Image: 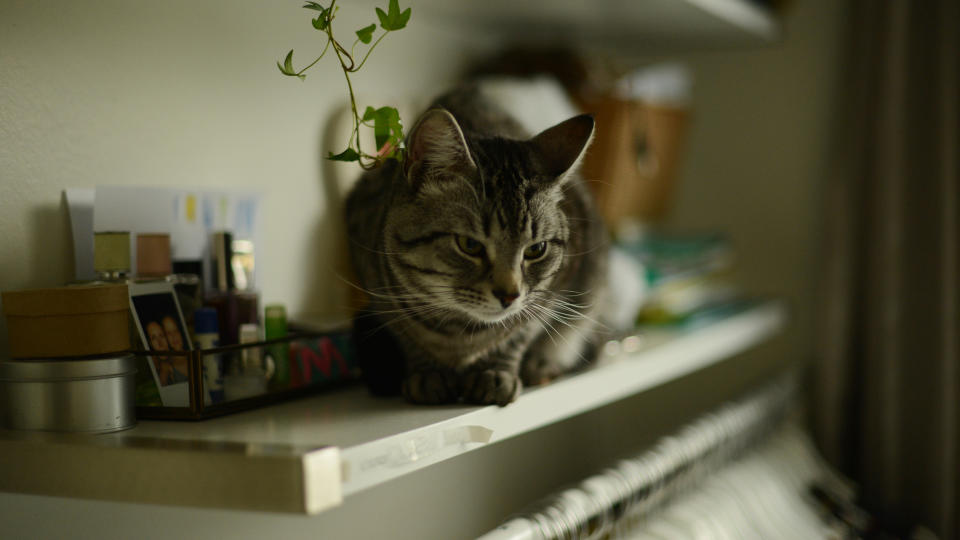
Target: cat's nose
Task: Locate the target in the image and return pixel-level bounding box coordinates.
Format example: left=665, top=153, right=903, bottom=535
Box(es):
left=492, top=289, right=519, bottom=309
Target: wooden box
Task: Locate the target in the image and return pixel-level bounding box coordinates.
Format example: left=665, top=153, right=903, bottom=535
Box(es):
left=2, top=284, right=130, bottom=359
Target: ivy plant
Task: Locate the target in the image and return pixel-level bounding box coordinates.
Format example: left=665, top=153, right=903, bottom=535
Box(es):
left=278, top=0, right=411, bottom=169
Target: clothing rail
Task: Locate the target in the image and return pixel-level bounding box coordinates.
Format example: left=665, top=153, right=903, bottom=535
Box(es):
left=478, top=374, right=803, bottom=540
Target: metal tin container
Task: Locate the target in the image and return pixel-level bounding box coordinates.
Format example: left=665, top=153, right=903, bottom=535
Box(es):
left=0, top=355, right=137, bottom=433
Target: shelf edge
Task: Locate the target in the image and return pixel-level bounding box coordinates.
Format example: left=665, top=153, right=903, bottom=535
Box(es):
left=0, top=435, right=342, bottom=515
left=339, top=302, right=785, bottom=497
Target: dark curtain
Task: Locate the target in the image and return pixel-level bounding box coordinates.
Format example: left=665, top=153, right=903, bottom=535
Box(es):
left=814, top=0, right=960, bottom=536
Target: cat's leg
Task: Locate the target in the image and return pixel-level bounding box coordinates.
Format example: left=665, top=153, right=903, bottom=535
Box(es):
left=521, top=314, right=601, bottom=386
left=460, top=332, right=533, bottom=406
left=353, top=310, right=456, bottom=402
left=402, top=364, right=460, bottom=404
left=460, top=354, right=523, bottom=407
left=399, top=339, right=461, bottom=404
left=353, top=310, right=405, bottom=396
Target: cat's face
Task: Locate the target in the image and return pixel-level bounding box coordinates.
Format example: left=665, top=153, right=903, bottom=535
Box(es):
left=386, top=167, right=568, bottom=323
left=383, top=110, right=594, bottom=324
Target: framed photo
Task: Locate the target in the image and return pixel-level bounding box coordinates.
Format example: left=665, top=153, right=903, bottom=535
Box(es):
left=129, top=281, right=193, bottom=407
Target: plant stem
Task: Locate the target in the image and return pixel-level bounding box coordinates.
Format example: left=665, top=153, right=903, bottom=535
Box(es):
left=329, top=22, right=375, bottom=169
left=295, top=38, right=332, bottom=77
left=354, top=31, right=389, bottom=72
left=283, top=0, right=405, bottom=168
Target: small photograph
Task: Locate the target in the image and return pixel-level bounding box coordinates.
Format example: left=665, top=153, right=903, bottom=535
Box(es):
left=129, top=281, right=193, bottom=407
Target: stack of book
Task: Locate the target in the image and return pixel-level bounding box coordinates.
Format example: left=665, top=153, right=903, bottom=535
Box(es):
left=618, top=231, right=741, bottom=326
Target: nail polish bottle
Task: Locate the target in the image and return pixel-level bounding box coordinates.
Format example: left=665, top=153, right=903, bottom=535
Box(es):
left=204, top=231, right=259, bottom=345
left=194, top=307, right=224, bottom=405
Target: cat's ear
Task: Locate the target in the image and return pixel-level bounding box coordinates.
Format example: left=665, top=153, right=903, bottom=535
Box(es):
left=403, top=108, right=476, bottom=186
left=530, top=114, right=595, bottom=184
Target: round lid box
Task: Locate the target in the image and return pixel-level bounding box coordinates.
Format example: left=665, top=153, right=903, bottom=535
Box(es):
left=0, top=355, right=137, bottom=433
left=2, top=283, right=131, bottom=359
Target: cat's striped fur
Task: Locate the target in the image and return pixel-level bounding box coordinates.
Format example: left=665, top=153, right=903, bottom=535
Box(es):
left=346, top=86, right=609, bottom=406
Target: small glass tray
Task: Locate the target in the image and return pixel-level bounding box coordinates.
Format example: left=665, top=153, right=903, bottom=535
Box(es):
left=132, top=329, right=358, bottom=420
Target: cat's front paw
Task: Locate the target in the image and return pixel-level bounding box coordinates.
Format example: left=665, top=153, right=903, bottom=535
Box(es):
left=462, top=369, right=522, bottom=406
left=402, top=369, right=459, bottom=404
left=520, top=352, right=559, bottom=387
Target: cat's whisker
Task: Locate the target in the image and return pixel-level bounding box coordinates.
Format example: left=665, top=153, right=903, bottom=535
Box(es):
left=552, top=288, right=595, bottom=297
left=527, top=299, right=587, bottom=339
left=562, top=244, right=608, bottom=258
left=527, top=302, right=567, bottom=339
left=529, top=289, right=594, bottom=306
left=347, top=238, right=405, bottom=256
left=353, top=281, right=465, bottom=304
left=528, top=295, right=596, bottom=329
left=369, top=302, right=463, bottom=335
left=367, top=294, right=461, bottom=318
left=452, top=176, right=483, bottom=208
left=437, top=310, right=457, bottom=331
left=584, top=178, right=616, bottom=189
left=444, top=200, right=487, bottom=219
left=547, top=298, right=593, bottom=312
left=528, top=306, right=570, bottom=345
left=523, top=306, right=560, bottom=346
left=545, top=296, right=610, bottom=332
left=333, top=273, right=432, bottom=302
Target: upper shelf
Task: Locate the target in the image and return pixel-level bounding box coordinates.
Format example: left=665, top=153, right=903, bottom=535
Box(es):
left=0, top=301, right=784, bottom=515
left=417, top=0, right=780, bottom=53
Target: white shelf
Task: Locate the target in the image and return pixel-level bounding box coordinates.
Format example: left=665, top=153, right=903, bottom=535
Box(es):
left=418, top=0, right=779, bottom=52
left=0, top=301, right=784, bottom=515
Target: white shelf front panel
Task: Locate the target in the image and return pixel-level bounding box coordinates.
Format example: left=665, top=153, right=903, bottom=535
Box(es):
left=336, top=301, right=784, bottom=495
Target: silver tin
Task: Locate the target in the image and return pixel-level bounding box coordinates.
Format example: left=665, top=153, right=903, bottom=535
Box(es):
left=0, top=355, right=137, bottom=433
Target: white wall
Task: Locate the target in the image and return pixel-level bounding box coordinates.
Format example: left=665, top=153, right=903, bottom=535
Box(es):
left=661, top=0, right=845, bottom=369
left=0, top=0, right=493, bottom=352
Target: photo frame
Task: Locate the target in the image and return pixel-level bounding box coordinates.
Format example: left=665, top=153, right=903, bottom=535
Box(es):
left=129, top=280, right=193, bottom=407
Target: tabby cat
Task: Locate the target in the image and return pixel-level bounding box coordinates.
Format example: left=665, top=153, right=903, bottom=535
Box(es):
left=345, top=86, right=609, bottom=406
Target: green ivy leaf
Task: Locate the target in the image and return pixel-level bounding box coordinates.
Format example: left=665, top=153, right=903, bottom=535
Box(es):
left=304, top=2, right=328, bottom=29
left=376, top=0, right=411, bottom=31
left=355, top=24, right=376, bottom=44
left=369, top=106, right=402, bottom=151
left=277, top=50, right=299, bottom=77
left=328, top=148, right=360, bottom=162
left=396, top=6, right=412, bottom=28
left=362, top=106, right=377, bottom=122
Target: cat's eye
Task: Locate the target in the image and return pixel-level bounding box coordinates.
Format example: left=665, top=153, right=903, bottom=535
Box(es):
left=455, top=235, right=485, bottom=257
left=523, top=241, right=548, bottom=260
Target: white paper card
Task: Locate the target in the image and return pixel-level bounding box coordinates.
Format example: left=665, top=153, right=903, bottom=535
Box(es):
left=64, top=188, right=96, bottom=282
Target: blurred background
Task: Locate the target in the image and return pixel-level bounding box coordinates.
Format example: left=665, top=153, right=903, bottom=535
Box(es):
left=1, top=0, right=956, bottom=538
